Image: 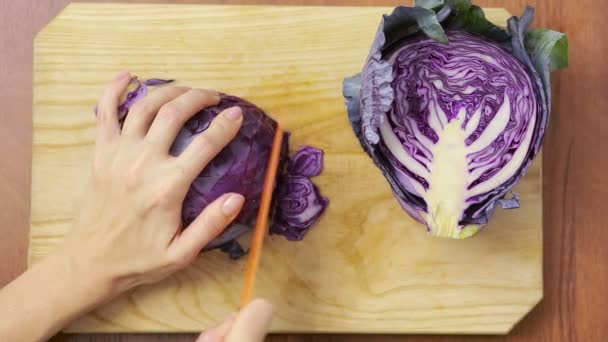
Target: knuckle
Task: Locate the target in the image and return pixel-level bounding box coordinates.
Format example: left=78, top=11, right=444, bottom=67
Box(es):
left=124, top=169, right=141, bottom=191
left=166, top=85, right=186, bottom=94
left=101, top=82, right=122, bottom=103
left=149, top=186, right=175, bottom=210
left=123, top=157, right=147, bottom=190
left=213, top=116, right=232, bottom=134
left=172, top=161, right=189, bottom=179
left=200, top=213, right=224, bottom=236
left=206, top=120, right=233, bottom=146
left=162, top=86, right=188, bottom=101
left=195, top=133, right=218, bottom=151
left=207, top=222, right=223, bottom=237
left=130, top=100, right=154, bottom=116
left=95, top=108, right=108, bottom=123
left=166, top=251, right=192, bottom=269
left=157, top=103, right=181, bottom=124
left=191, top=88, right=220, bottom=104
left=101, top=85, right=114, bottom=100
left=96, top=102, right=115, bottom=123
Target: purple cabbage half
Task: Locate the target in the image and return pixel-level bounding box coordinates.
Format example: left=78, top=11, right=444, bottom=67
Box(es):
left=97, top=78, right=328, bottom=258
left=343, top=0, right=568, bottom=238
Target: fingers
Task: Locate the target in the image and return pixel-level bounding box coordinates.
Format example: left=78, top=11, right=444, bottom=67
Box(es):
left=121, top=85, right=190, bottom=138
left=176, top=106, right=243, bottom=181
left=225, top=299, right=274, bottom=342
left=96, top=71, right=132, bottom=142
left=197, top=299, right=274, bottom=342
left=167, top=193, right=244, bottom=265
left=146, top=89, right=220, bottom=151
left=196, top=313, right=237, bottom=342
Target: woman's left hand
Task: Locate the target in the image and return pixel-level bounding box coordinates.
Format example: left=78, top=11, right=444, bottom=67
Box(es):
left=63, top=71, right=246, bottom=298
left=0, top=72, right=247, bottom=342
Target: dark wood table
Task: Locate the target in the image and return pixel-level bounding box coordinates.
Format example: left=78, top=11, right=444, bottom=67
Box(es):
left=1, top=0, right=606, bottom=341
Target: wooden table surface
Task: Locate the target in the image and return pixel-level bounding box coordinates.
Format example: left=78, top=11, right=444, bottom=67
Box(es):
left=1, top=0, right=606, bottom=341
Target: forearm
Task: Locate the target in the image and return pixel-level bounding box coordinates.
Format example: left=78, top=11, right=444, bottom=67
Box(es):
left=0, top=251, right=111, bottom=341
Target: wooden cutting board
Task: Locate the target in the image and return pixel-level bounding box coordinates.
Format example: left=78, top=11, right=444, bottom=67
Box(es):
left=30, top=3, right=542, bottom=334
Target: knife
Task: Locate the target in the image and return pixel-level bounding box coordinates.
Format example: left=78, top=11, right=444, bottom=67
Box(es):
left=239, top=124, right=284, bottom=307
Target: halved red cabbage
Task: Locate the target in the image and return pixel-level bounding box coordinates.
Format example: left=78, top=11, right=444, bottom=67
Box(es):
left=343, top=1, right=567, bottom=238
left=96, top=79, right=329, bottom=257
left=169, top=93, right=286, bottom=252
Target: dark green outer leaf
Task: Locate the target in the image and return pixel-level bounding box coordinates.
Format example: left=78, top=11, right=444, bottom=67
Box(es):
left=390, top=0, right=510, bottom=46
left=525, top=28, right=569, bottom=72
left=415, top=0, right=444, bottom=10
left=383, top=6, right=449, bottom=46
left=509, top=7, right=550, bottom=112
left=444, top=0, right=471, bottom=12
left=445, top=1, right=509, bottom=42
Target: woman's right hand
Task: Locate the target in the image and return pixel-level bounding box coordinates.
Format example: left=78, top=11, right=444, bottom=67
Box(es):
left=197, top=299, right=274, bottom=342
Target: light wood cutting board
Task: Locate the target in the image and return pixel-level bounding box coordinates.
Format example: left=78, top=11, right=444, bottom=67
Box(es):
left=30, top=3, right=542, bottom=334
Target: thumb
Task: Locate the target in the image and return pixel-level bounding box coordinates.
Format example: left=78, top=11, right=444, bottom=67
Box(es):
left=196, top=312, right=237, bottom=342
left=225, top=299, right=274, bottom=342
left=167, top=193, right=244, bottom=264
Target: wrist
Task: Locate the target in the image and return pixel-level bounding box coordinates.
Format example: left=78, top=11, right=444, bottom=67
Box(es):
left=49, top=249, right=115, bottom=310
left=0, top=250, right=117, bottom=340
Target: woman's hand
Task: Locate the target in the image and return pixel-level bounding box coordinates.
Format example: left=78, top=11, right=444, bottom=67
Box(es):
left=63, top=71, right=246, bottom=296
left=197, top=299, right=274, bottom=342
left=0, top=72, right=248, bottom=342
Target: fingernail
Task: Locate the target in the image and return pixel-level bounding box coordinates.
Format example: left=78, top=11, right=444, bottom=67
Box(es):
left=223, top=106, right=242, bottom=121
left=242, top=299, right=274, bottom=341
left=222, top=194, right=245, bottom=216
left=114, top=70, right=130, bottom=81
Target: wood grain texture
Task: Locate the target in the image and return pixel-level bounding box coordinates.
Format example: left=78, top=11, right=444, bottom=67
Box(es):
left=29, top=2, right=541, bottom=335
left=0, top=0, right=606, bottom=341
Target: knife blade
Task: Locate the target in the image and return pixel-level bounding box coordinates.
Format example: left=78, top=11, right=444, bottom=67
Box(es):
left=239, top=124, right=284, bottom=307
